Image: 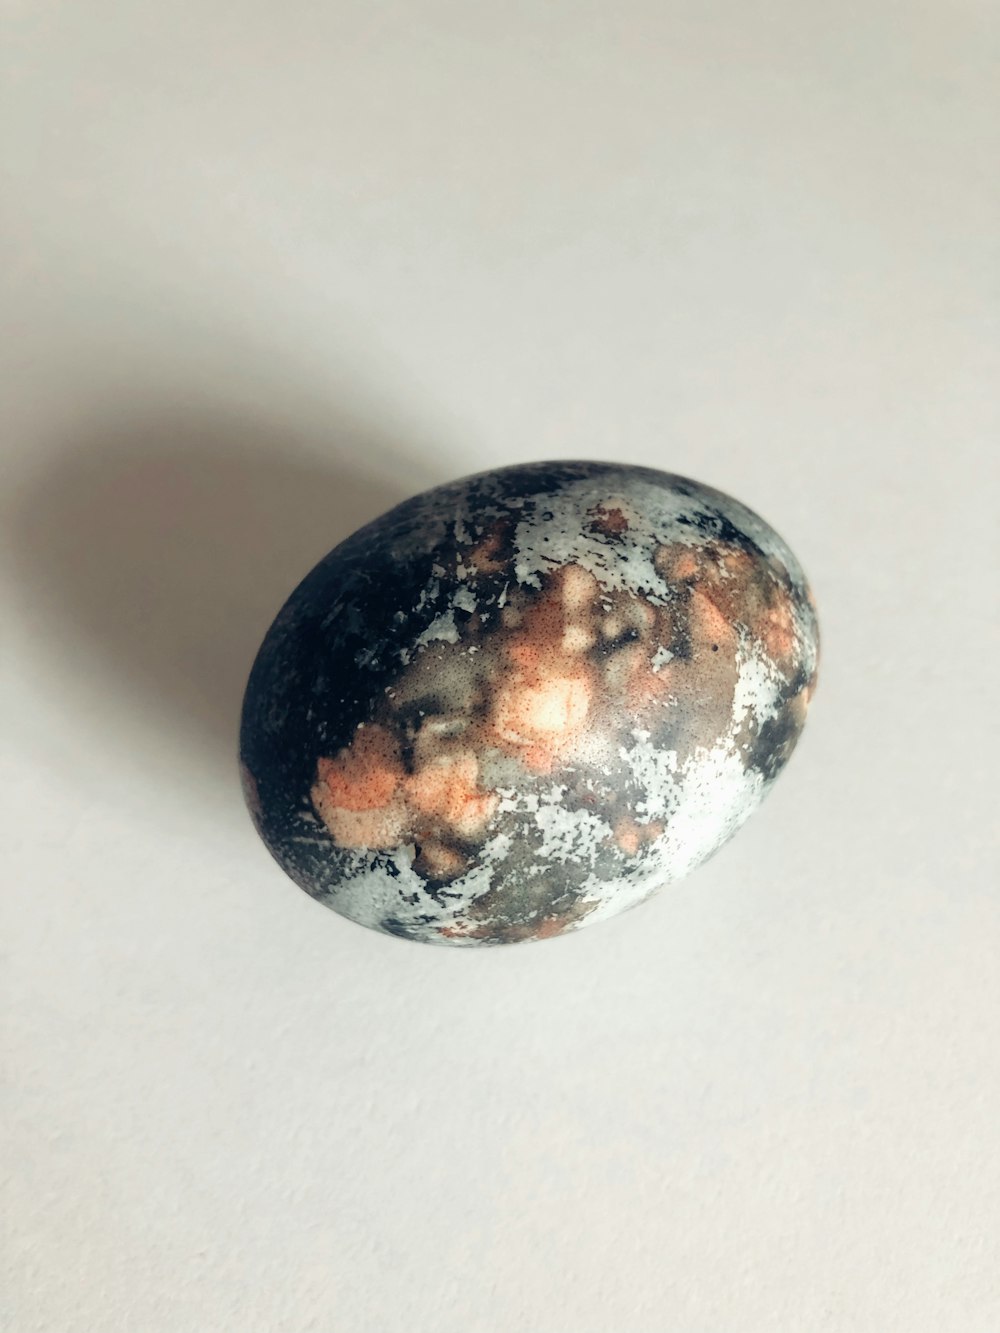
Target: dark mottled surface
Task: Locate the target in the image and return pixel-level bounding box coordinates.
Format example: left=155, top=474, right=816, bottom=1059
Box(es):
left=240, top=461, right=819, bottom=944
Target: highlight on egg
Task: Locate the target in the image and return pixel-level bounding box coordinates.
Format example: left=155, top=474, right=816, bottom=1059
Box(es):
left=240, top=461, right=819, bottom=945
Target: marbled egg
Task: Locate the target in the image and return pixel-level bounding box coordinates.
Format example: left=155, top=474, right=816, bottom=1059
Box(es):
left=240, top=462, right=819, bottom=945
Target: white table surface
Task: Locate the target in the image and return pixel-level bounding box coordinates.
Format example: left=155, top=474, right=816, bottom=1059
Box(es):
left=2, top=2, right=998, bottom=1329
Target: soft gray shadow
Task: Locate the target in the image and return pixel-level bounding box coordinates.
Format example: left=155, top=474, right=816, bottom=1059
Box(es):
left=8, top=408, right=419, bottom=786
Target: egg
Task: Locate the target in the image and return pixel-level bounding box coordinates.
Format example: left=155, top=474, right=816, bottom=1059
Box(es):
left=240, top=461, right=819, bottom=945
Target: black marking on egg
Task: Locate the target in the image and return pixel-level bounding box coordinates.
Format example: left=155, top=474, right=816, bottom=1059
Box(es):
left=239, top=461, right=819, bottom=945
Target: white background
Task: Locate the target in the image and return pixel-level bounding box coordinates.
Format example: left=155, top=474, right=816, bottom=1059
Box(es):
left=2, top=2, right=998, bottom=1329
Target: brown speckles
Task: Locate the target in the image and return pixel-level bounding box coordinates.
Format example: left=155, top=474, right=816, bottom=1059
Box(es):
left=688, top=587, right=736, bottom=658
left=311, top=726, right=409, bottom=848
left=466, top=519, right=511, bottom=575
left=316, top=724, right=402, bottom=812
left=555, top=562, right=601, bottom=613
left=660, top=546, right=700, bottom=582
left=493, top=671, right=593, bottom=752
left=312, top=784, right=409, bottom=850
left=588, top=503, right=630, bottom=537
left=562, top=623, right=596, bottom=654
left=406, top=751, right=497, bottom=839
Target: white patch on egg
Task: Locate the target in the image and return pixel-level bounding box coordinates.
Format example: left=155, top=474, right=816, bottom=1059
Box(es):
left=413, top=608, right=460, bottom=648
left=534, top=797, right=611, bottom=865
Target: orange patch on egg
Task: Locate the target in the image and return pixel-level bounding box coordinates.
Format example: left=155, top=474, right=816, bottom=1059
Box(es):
left=315, top=801, right=409, bottom=849
left=467, top=522, right=508, bottom=575
left=314, top=725, right=402, bottom=811
left=613, top=816, right=664, bottom=856
left=556, top=563, right=600, bottom=612
left=533, top=915, right=570, bottom=940
left=688, top=587, right=734, bottom=654
left=486, top=564, right=603, bottom=771
left=522, top=674, right=592, bottom=736
left=672, top=551, right=700, bottom=580
left=760, top=598, right=797, bottom=659
left=415, top=839, right=468, bottom=880
left=491, top=670, right=593, bottom=762
left=313, top=727, right=498, bottom=852
left=406, top=752, right=498, bottom=837
left=622, top=644, right=675, bottom=713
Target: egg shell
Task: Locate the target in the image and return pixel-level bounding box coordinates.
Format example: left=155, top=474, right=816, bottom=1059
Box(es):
left=240, top=461, right=819, bottom=945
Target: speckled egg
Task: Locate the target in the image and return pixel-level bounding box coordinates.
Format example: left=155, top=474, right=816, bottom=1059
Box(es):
left=240, top=462, right=819, bottom=945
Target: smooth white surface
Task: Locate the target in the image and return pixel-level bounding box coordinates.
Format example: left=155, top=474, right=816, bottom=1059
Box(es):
left=2, top=3, right=998, bottom=1329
